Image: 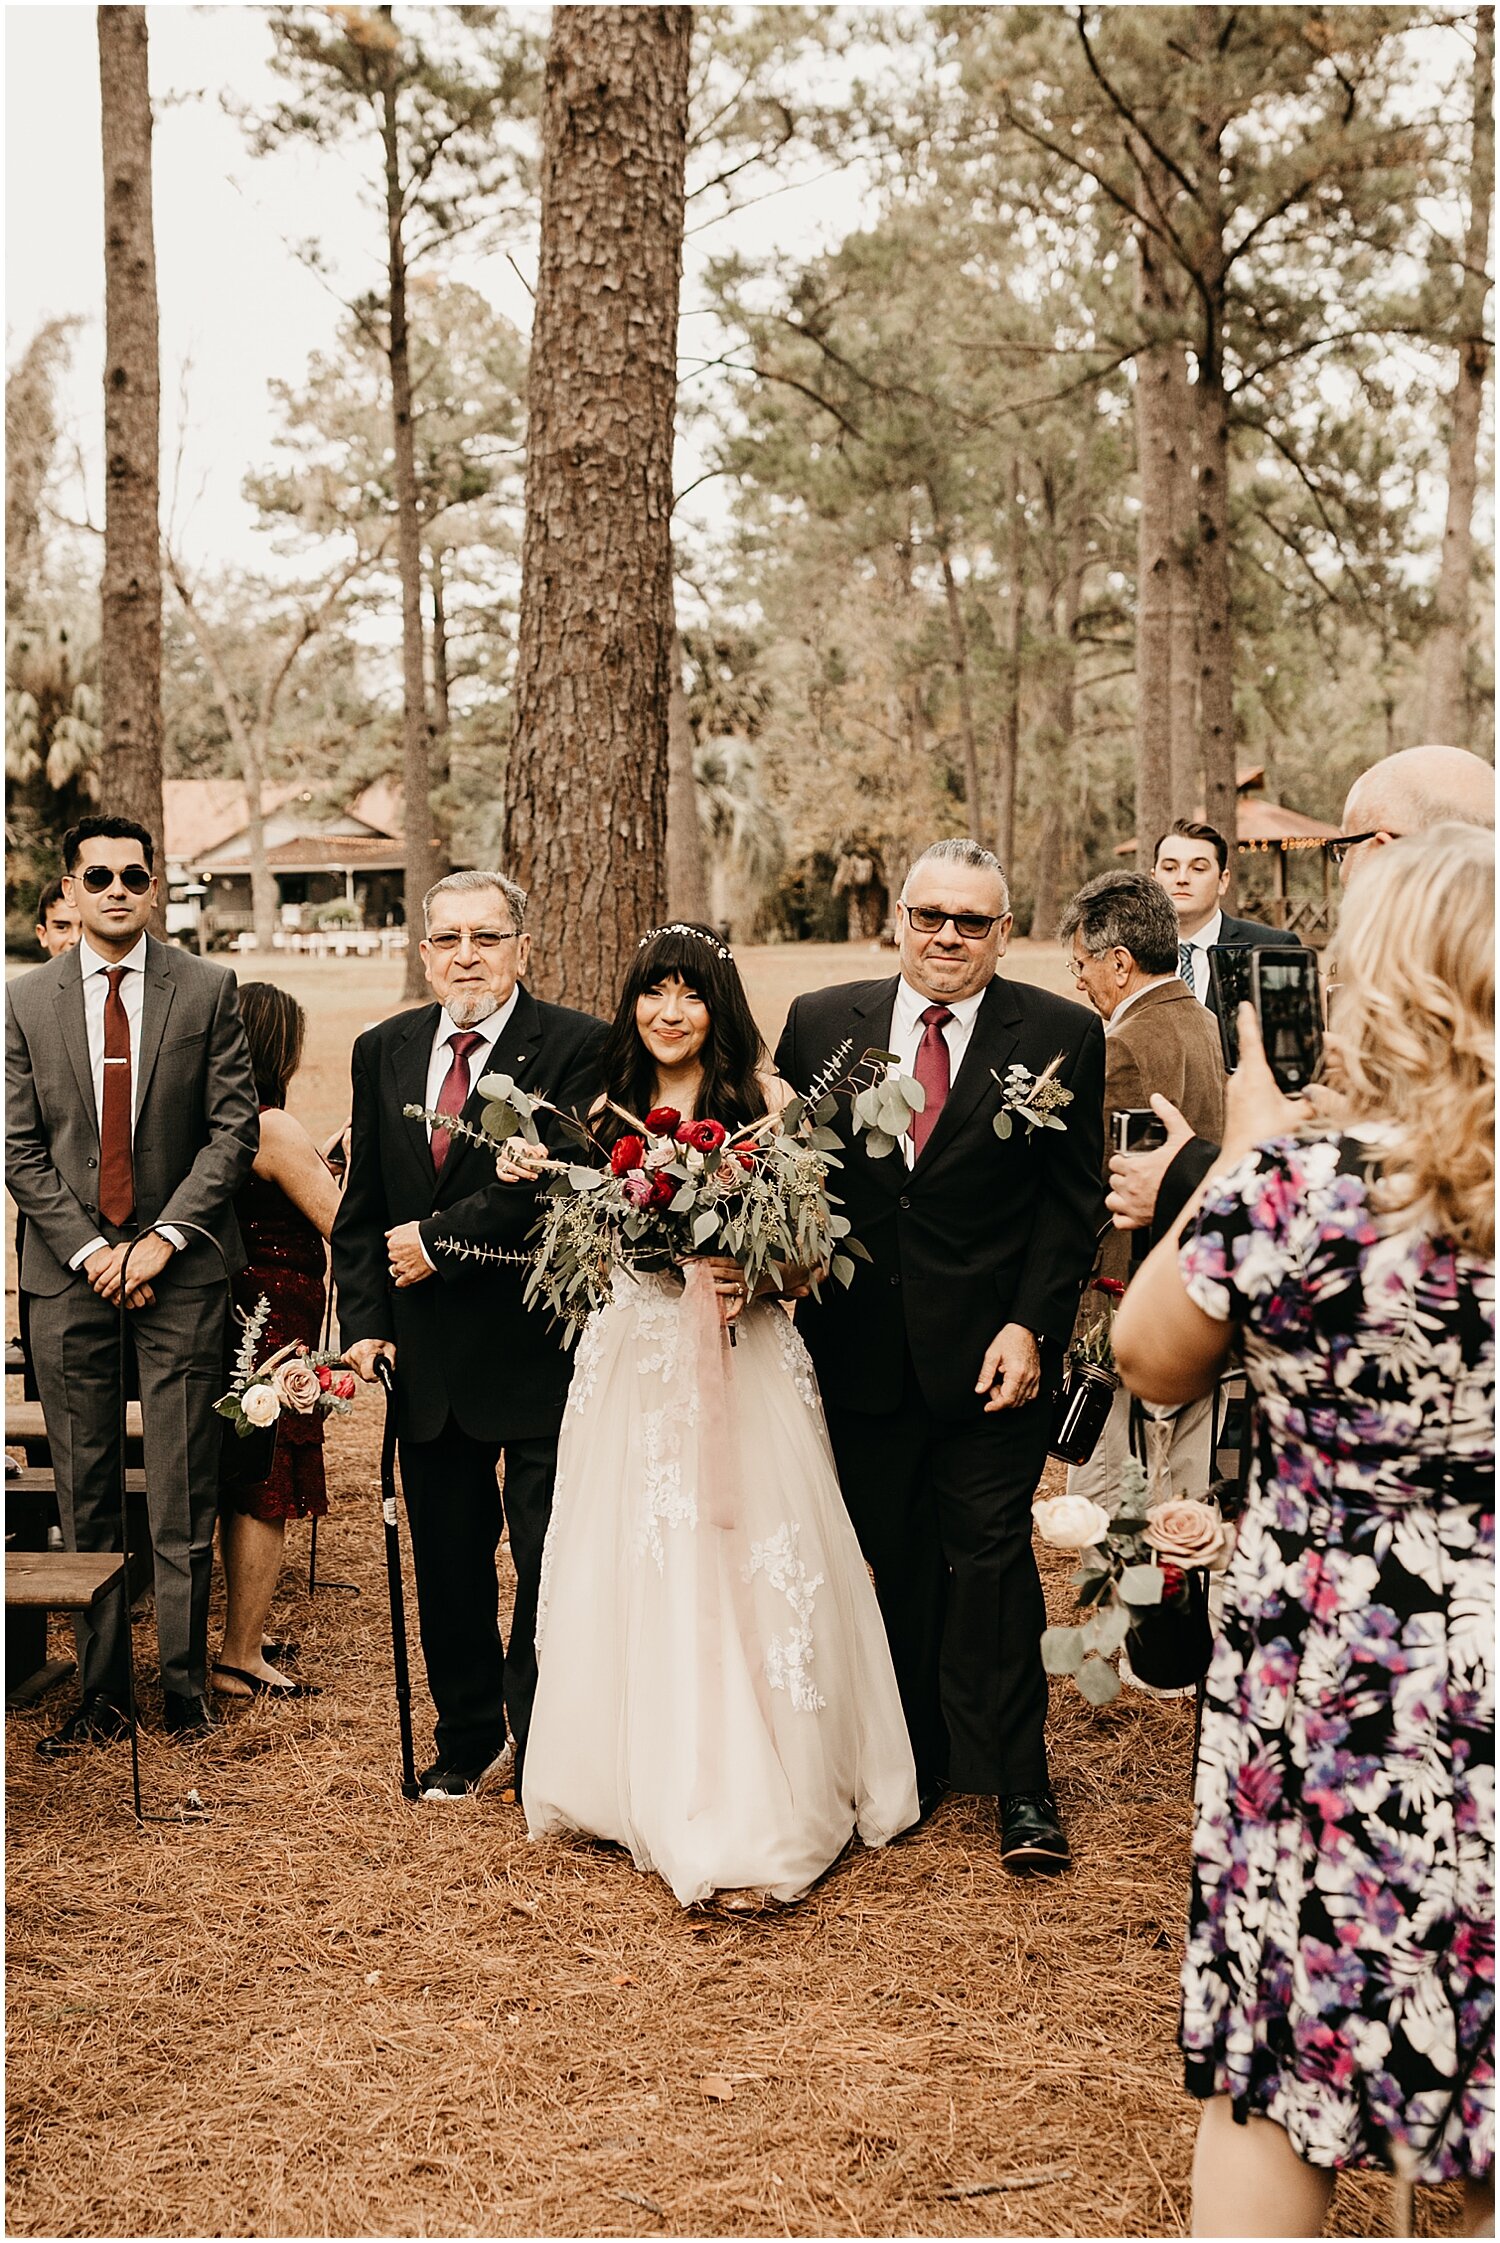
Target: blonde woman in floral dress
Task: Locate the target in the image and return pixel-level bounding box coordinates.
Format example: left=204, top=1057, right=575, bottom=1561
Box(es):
left=1115, top=826, right=1494, bottom=2238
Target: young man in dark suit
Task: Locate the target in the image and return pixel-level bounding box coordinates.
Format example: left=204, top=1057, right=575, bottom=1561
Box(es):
left=775, top=839, right=1104, bottom=1875
left=1153, top=821, right=1298, bottom=1017
left=333, top=870, right=605, bottom=1802
left=6, top=816, right=260, bottom=1749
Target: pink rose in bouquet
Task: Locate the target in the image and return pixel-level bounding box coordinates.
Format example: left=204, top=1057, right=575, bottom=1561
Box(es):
left=272, top=1357, right=324, bottom=1416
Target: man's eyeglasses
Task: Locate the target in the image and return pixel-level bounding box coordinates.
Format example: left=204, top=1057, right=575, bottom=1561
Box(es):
left=425, top=929, right=518, bottom=955
left=77, top=863, right=152, bottom=894
left=904, top=904, right=1003, bottom=941
left=1327, top=830, right=1402, bottom=864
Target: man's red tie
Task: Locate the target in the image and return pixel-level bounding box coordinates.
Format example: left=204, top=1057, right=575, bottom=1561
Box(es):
left=911, top=1003, right=954, bottom=1159
left=430, top=1031, right=483, bottom=1173
left=99, top=964, right=135, bottom=1225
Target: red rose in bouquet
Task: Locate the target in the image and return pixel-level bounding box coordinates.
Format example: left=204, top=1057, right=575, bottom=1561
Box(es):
left=1158, top=1561, right=1186, bottom=1601
left=644, top=1106, right=682, bottom=1134
left=648, top=1171, right=677, bottom=1209
left=609, top=1133, right=646, bottom=1175
left=316, top=1365, right=334, bottom=1391
left=675, top=1118, right=727, bottom=1154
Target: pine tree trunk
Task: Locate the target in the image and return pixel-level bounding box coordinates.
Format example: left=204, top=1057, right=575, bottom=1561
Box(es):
left=995, top=461, right=1024, bottom=870
left=505, top=7, right=691, bottom=1013
left=935, top=525, right=985, bottom=841
left=1131, top=182, right=1176, bottom=868
left=1166, top=346, right=1200, bottom=816
left=1029, top=796, right=1065, bottom=941
left=665, top=615, right=710, bottom=919
left=97, top=5, right=164, bottom=898
left=1425, top=5, right=1494, bottom=746
left=381, top=16, right=439, bottom=997
left=243, top=733, right=279, bottom=954
left=428, top=545, right=452, bottom=872
left=1196, top=367, right=1237, bottom=885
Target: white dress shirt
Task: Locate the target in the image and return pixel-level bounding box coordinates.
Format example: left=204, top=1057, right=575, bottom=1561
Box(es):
left=414, top=991, right=519, bottom=1270
left=888, top=977, right=989, bottom=1168
left=1178, top=908, right=1223, bottom=1005
left=69, top=933, right=184, bottom=1267
left=421, top=989, right=519, bottom=1135
left=1106, top=975, right=1178, bottom=1032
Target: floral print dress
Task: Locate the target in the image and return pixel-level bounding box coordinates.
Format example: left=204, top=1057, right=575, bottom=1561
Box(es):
left=1176, top=1131, right=1494, bottom=2182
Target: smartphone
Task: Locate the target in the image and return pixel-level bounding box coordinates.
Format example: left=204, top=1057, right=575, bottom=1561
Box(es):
left=1111, top=1107, right=1169, bottom=1155
left=1208, top=945, right=1324, bottom=1093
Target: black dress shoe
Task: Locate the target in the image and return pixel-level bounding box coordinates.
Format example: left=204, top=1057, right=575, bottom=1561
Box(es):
left=915, top=1779, right=947, bottom=1825
left=998, top=1789, right=1072, bottom=1877
left=36, top=1696, right=130, bottom=1759
left=163, top=1691, right=216, bottom=1741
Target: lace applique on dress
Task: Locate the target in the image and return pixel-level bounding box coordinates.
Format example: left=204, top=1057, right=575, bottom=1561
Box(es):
left=747, top=1521, right=826, bottom=1712
left=766, top=1304, right=821, bottom=1414
left=626, top=1274, right=701, bottom=1571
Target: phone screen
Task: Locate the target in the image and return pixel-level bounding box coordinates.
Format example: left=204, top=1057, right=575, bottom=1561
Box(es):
left=1255, top=953, right=1323, bottom=1093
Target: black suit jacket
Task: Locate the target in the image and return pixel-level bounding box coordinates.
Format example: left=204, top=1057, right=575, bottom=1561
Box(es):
left=775, top=974, right=1105, bottom=1422
left=1203, top=913, right=1301, bottom=1021
left=331, top=986, right=606, bottom=1445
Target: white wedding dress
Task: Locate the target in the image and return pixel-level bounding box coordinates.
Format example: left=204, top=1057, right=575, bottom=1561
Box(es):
left=522, top=1268, right=919, bottom=1905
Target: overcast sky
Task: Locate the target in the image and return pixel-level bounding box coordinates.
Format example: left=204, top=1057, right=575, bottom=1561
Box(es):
left=6, top=4, right=872, bottom=581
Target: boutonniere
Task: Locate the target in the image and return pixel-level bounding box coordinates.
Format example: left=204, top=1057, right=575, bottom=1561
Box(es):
left=992, top=1053, right=1073, bottom=1141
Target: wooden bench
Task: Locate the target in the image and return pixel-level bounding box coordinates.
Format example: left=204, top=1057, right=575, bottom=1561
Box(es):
left=5, top=1401, right=144, bottom=1469
left=5, top=1551, right=129, bottom=1709
left=5, top=1470, right=152, bottom=1698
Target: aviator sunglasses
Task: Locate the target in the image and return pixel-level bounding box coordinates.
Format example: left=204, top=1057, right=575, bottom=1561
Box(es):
left=76, top=863, right=153, bottom=894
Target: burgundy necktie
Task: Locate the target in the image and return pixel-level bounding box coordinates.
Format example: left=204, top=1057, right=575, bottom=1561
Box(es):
left=99, top=965, right=135, bottom=1225
left=911, top=1004, right=954, bottom=1160
left=430, top=1031, right=482, bottom=1173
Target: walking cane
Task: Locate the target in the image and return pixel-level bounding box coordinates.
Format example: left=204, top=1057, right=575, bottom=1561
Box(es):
left=373, top=1355, right=420, bottom=1800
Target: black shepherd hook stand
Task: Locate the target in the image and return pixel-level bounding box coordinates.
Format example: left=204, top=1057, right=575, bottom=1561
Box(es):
left=374, top=1355, right=421, bottom=1801
left=307, top=1164, right=358, bottom=1598
left=116, top=1220, right=235, bottom=1828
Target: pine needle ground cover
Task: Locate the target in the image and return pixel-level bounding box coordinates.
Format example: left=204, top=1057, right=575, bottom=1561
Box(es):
left=4, top=949, right=1465, bottom=2238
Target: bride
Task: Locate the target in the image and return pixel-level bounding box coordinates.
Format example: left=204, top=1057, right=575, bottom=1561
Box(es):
left=515, top=922, right=919, bottom=1907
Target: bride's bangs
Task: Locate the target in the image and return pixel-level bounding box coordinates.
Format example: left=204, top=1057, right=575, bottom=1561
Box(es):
left=631, top=926, right=726, bottom=1005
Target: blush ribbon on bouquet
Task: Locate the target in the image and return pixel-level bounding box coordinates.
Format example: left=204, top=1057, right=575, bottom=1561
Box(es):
left=680, top=1259, right=784, bottom=1814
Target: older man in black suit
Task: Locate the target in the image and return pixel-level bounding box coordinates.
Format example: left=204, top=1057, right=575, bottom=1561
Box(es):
left=775, top=839, right=1104, bottom=1875
left=334, top=870, right=605, bottom=1802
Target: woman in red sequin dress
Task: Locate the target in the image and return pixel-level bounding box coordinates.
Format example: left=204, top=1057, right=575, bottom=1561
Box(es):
left=215, top=985, right=342, bottom=1699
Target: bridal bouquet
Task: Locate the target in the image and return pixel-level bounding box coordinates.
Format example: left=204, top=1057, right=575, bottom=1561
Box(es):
left=214, top=1295, right=356, bottom=1437
left=408, top=1044, right=922, bottom=1344
left=1031, top=1457, right=1232, bottom=1705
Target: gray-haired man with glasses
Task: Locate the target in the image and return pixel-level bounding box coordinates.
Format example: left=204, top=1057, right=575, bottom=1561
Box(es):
left=775, top=839, right=1105, bottom=1876
left=333, top=869, right=605, bottom=1801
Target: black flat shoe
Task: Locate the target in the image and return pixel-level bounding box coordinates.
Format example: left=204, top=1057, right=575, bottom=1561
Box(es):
left=163, top=1690, right=217, bottom=1741
left=36, top=1695, right=130, bottom=1759
left=998, top=1789, right=1072, bottom=1877
left=212, top=1663, right=320, bottom=1700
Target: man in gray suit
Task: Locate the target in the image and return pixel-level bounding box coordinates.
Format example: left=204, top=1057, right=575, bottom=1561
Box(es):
left=6, top=815, right=259, bottom=1750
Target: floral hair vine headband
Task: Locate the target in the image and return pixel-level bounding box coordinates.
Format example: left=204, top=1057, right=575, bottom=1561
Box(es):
left=637, top=924, right=733, bottom=961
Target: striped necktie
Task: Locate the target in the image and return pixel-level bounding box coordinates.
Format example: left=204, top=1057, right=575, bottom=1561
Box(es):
left=1178, top=941, right=1195, bottom=992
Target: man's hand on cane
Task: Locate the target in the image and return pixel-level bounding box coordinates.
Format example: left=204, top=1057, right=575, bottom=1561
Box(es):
left=345, top=1338, right=396, bottom=1383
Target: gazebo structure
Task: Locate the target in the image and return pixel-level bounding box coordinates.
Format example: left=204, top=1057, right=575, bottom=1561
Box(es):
left=1120, top=766, right=1341, bottom=945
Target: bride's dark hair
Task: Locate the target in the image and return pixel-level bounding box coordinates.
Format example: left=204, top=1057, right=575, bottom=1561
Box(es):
left=596, top=924, right=768, bottom=1141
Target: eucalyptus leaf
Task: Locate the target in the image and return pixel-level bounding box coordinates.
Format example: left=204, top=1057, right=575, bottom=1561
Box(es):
left=993, top=1111, right=1014, bottom=1141
left=692, top=1210, right=720, bottom=1247
left=481, top=1101, right=520, bottom=1140
left=830, top=1253, right=855, bottom=1287
left=813, top=1095, right=838, bottom=1125
left=568, top=1166, right=605, bottom=1193
left=1087, top=1602, right=1132, bottom=1655
left=1040, top=1625, right=1085, bottom=1675
left=863, top=1128, right=898, bottom=1160
left=1076, top=1656, right=1122, bottom=1706
left=808, top=1126, right=843, bottom=1151
left=867, top=1049, right=900, bottom=1066
left=1120, top=1563, right=1165, bottom=1606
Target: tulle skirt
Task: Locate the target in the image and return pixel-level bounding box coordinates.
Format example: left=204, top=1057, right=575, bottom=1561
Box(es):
left=523, top=1270, right=919, bottom=1905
